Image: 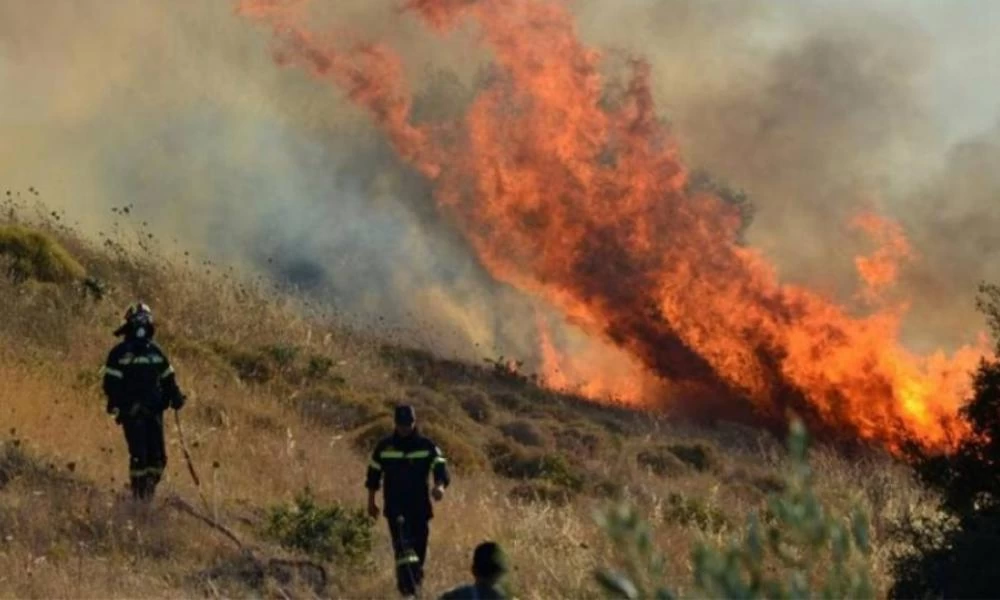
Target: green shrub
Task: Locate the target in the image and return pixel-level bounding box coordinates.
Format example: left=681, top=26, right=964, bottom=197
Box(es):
left=554, top=425, right=604, bottom=459
left=499, top=420, right=547, bottom=448
left=0, top=225, right=86, bottom=282
left=264, top=344, right=300, bottom=369
left=306, top=355, right=335, bottom=380
left=224, top=349, right=275, bottom=384
left=666, top=442, right=720, bottom=473
left=537, top=454, right=585, bottom=491
left=636, top=446, right=689, bottom=478
left=662, top=493, right=729, bottom=533
left=264, top=488, right=373, bottom=563
left=454, top=387, right=494, bottom=424
left=487, top=442, right=584, bottom=491
left=211, top=343, right=332, bottom=385
left=594, top=420, right=874, bottom=599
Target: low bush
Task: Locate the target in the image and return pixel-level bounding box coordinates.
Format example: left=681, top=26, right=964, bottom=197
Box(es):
left=662, top=492, right=729, bottom=533
left=636, top=446, right=690, bottom=478
left=264, top=488, right=374, bottom=563
left=455, top=387, right=494, bottom=424
left=666, top=442, right=721, bottom=473
left=499, top=420, right=547, bottom=448
left=0, top=225, right=86, bottom=283
left=487, top=441, right=584, bottom=491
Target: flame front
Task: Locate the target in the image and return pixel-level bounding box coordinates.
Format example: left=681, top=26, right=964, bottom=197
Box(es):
left=240, top=0, right=989, bottom=453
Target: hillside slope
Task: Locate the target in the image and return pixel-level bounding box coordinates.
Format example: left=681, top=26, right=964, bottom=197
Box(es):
left=0, top=199, right=943, bottom=598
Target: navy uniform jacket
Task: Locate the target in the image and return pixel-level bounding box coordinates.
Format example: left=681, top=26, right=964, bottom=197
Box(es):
left=102, top=339, right=182, bottom=417
left=366, top=430, right=450, bottom=520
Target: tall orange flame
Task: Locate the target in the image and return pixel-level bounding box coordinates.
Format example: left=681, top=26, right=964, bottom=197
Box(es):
left=239, top=0, right=989, bottom=454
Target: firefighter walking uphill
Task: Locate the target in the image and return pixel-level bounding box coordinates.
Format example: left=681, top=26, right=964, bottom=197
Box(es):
left=101, top=302, right=186, bottom=501
left=366, top=404, right=451, bottom=598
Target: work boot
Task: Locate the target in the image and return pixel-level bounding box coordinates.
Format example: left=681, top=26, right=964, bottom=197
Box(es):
left=132, top=476, right=155, bottom=502
left=146, top=477, right=159, bottom=501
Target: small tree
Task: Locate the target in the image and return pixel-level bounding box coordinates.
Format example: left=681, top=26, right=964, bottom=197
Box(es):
left=265, top=488, right=374, bottom=564
left=595, top=420, right=873, bottom=599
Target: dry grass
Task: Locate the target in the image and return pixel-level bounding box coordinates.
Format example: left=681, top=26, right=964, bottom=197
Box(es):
left=0, top=202, right=948, bottom=598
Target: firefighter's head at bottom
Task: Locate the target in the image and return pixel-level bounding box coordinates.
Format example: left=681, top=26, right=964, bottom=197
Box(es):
left=472, top=541, right=508, bottom=583
left=394, top=404, right=416, bottom=437
left=114, top=302, right=156, bottom=342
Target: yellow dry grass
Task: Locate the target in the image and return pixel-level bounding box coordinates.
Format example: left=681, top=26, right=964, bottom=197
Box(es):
left=0, top=209, right=947, bottom=599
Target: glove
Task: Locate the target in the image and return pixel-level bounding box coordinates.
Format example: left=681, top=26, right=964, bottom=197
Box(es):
left=172, top=394, right=186, bottom=410
left=106, top=400, right=122, bottom=424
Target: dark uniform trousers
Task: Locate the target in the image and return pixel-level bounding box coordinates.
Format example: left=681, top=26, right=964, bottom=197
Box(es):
left=388, top=514, right=430, bottom=595
left=122, top=413, right=166, bottom=499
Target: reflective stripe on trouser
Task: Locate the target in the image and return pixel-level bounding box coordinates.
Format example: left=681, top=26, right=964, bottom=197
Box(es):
left=129, top=466, right=164, bottom=478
